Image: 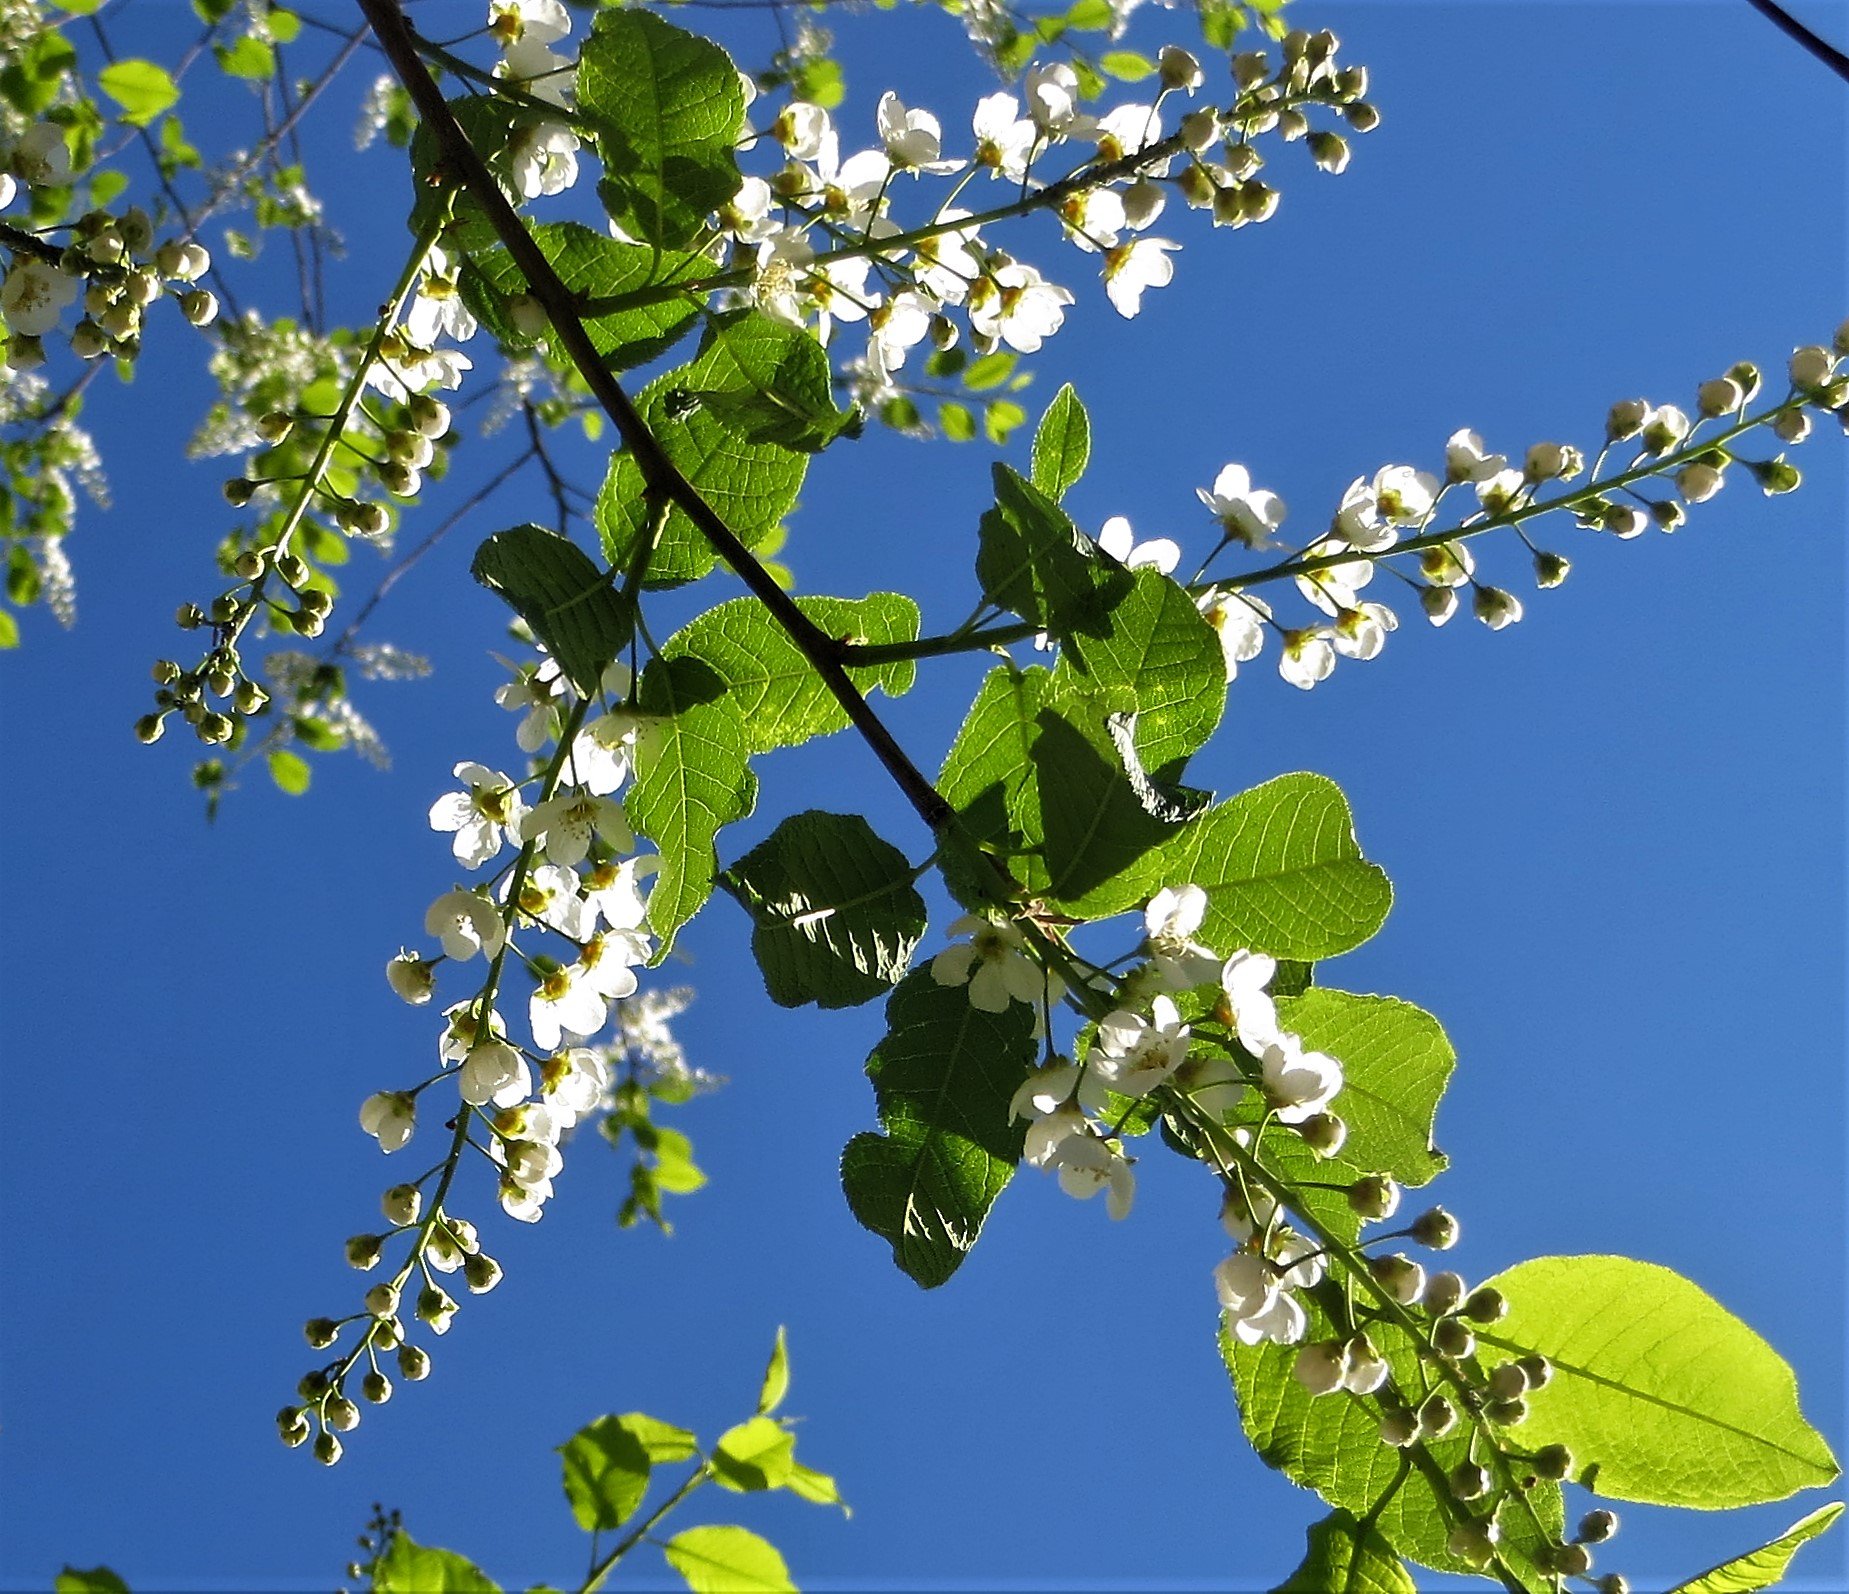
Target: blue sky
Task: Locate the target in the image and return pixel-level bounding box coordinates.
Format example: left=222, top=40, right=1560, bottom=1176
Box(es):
left=2, top=3, right=1844, bottom=1591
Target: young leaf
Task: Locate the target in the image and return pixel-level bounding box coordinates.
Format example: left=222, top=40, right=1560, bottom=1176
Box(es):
left=1274, top=1510, right=1417, bottom=1594
left=840, top=969, right=1037, bottom=1288
left=1475, top=1256, right=1840, bottom=1508
left=558, top=1414, right=653, bottom=1531
left=371, top=1530, right=501, bottom=1593
left=1030, top=383, right=1090, bottom=501
left=974, top=463, right=1129, bottom=640
left=722, top=810, right=927, bottom=1008
left=1667, top=1501, right=1844, bottom=1593
left=613, top=1411, right=700, bottom=1464
left=662, top=1524, right=794, bottom=1594
left=661, top=592, right=917, bottom=754
left=710, top=1415, right=797, bottom=1491
left=54, top=1571, right=129, bottom=1594
left=578, top=10, right=744, bottom=249
left=757, top=1325, right=790, bottom=1415
left=470, top=525, right=630, bottom=696
left=677, top=311, right=850, bottom=452
left=626, top=655, right=758, bottom=955
left=266, top=748, right=310, bottom=796
left=97, top=60, right=178, bottom=126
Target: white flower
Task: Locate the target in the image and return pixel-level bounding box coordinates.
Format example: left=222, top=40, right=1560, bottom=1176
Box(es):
left=1445, top=428, right=1507, bottom=483
left=1475, top=466, right=1525, bottom=514
left=1331, top=600, right=1398, bottom=661
left=429, top=761, right=526, bottom=867
left=498, top=36, right=575, bottom=109
left=930, top=914, right=1055, bottom=1013
left=971, top=93, right=1036, bottom=182
left=1009, top=1059, right=1088, bottom=1122
left=1372, top=463, right=1439, bottom=524
left=1295, top=543, right=1374, bottom=616
left=371, top=340, right=473, bottom=401
left=1196, top=588, right=1269, bottom=681
left=404, top=245, right=479, bottom=345
left=1094, top=102, right=1165, bottom=167
left=1418, top=542, right=1474, bottom=588
left=386, top=951, right=437, bottom=1005
left=1473, top=586, right=1524, bottom=630
left=1278, top=627, right=1335, bottom=690
left=520, top=786, right=632, bottom=867
left=507, top=118, right=580, bottom=196
left=583, top=854, right=654, bottom=934
left=876, top=92, right=961, bottom=172
left=1024, top=1101, right=1089, bottom=1167
left=424, top=889, right=506, bottom=961
left=1169, top=1048, right=1245, bottom=1118
left=575, top=928, right=648, bottom=1001
left=530, top=961, right=609, bottom=1051
left=1024, top=63, right=1094, bottom=138
left=1, top=260, right=78, bottom=336
left=488, top=0, right=570, bottom=48
left=1293, top=1341, right=1348, bottom=1395
left=1095, top=515, right=1179, bottom=575
left=1058, top=186, right=1125, bottom=253
left=1330, top=475, right=1394, bottom=552
left=494, top=655, right=566, bottom=751
left=499, top=1172, right=552, bottom=1222
left=867, top=289, right=933, bottom=374
left=911, top=211, right=983, bottom=305
left=14, top=124, right=72, bottom=188
left=771, top=101, right=832, bottom=160
left=359, top=1091, right=416, bottom=1152
left=0, top=173, right=14, bottom=212
left=1219, top=949, right=1280, bottom=1052
left=966, top=259, right=1073, bottom=354
left=501, top=1135, right=563, bottom=1190
left=439, top=1000, right=506, bottom=1062
left=539, top=1047, right=610, bottom=1128
left=1089, top=993, right=1191, bottom=1096
left=508, top=861, right=592, bottom=940
left=1050, top=1134, right=1135, bottom=1219
left=1258, top=1032, right=1342, bottom=1122
left=1215, top=1249, right=1307, bottom=1344
left=568, top=708, right=643, bottom=796
left=460, top=1038, right=532, bottom=1109
left=1198, top=463, right=1286, bottom=549
left=1143, top=886, right=1219, bottom=990
left=1102, top=237, right=1178, bottom=318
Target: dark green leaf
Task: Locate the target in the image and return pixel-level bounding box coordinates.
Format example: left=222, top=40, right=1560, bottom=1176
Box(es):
left=371, top=1531, right=501, bottom=1594
left=1, top=33, right=77, bottom=116
left=676, top=311, right=849, bottom=451
left=558, top=1415, right=652, bottom=1531
left=54, top=1571, right=129, bottom=1594
left=97, top=60, right=178, bottom=126
left=470, top=524, right=630, bottom=696
left=1030, top=383, right=1090, bottom=500
left=975, top=463, right=1128, bottom=640
left=1274, top=1510, right=1416, bottom=1594
left=723, top=810, right=927, bottom=1008
left=840, top=969, right=1037, bottom=1288
left=578, top=10, right=743, bottom=249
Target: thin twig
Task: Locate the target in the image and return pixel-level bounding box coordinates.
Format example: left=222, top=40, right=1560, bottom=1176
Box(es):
left=1742, top=0, right=1849, bottom=82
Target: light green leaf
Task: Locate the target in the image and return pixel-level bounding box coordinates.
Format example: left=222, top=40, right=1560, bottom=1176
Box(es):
left=1030, top=383, right=1090, bottom=501
left=54, top=1570, right=129, bottom=1594
left=614, top=1411, right=699, bottom=1463
left=1066, top=772, right=1393, bottom=956
left=213, top=35, right=274, bottom=81
left=470, top=524, right=629, bottom=696
left=1668, top=1501, right=1844, bottom=1593
left=0, top=610, right=17, bottom=649
left=626, top=655, right=757, bottom=955
left=974, top=463, right=1128, bottom=640
left=1101, top=49, right=1156, bottom=80
left=1053, top=565, right=1224, bottom=772
left=98, top=60, right=178, bottom=126
left=1476, top=1256, right=1840, bottom=1508
left=465, top=222, right=704, bottom=373
left=680, top=311, right=849, bottom=452
left=1274, top=1510, right=1416, bottom=1594
left=722, top=810, right=927, bottom=1008
left=662, top=1525, right=793, bottom=1594
left=841, top=969, right=1037, bottom=1288
left=783, top=1460, right=846, bottom=1509
left=962, top=350, right=1017, bottom=392
left=649, top=1126, right=707, bottom=1193
left=711, top=1415, right=796, bottom=1492
left=266, top=748, right=310, bottom=796
left=660, top=593, right=917, bottom=754
left=757, top=1325, right=790, bottom=1415
left=558, top=1414, right=652, bottom=1531
left=982, top=398, right=1028, bottom=446
left=939, top=400, right=976, bottom=442
left=578, top=9, right=743, bottom=249
left=372, top=1531, right=501, bottom=1594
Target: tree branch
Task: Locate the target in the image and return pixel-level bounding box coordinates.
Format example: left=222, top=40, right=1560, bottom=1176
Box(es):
left=1742, top=0, right=1849, bottom=83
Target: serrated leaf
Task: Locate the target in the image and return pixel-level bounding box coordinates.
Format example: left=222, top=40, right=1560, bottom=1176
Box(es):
left=627, top=655, right=757, bottom=955
left=757, top=1325, right=790, bottom=1415
left=1030, top=383, right=1090, bottom=501
left=711, top=1416, right=796, bottom=1492
left=1475, top=1256, right=1840, bottom=1508
left=1668, top=1501, right=1844, bottom=1593
left=558, top=1415, right=652, bottom=1531
left=1054, top=565, right=1224, bottom=772
left=841, top=969, right=1037, bottom=1288
left=975, top=463, right=1128, bottom=640
left=1274, top=1510, right=1416, bottom=1594
left=1065, top=772, right=1392, bottom=955
left=678, top=311, right=849, bottom=451
left=98, top=60, right=177, bottom=126
left=661, top=593, right=917, bottom=754
left=213, top=35, right=274, bottom=81
left=723, top=811, right=926, bottom=1008
left=662, top=1525, right=793, bottom=1594
left=266, top=748, right=310, bottom=795
left=578, top=9, right=743, bottom=249
left=470, top=525, right=630, bottom=696
left=783, top=1460, right=846, bottom=1508
left=1226, top=1304, right=1564, bottom=1589
left=465, top=222, right=703, bottom=372
left=612, top=1411, right=699, bottom=1463
left=371, top=1531, right=501, bottom=1594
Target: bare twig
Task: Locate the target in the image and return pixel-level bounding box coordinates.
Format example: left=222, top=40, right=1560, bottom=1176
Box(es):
left=1742, top=0, right=1849, bottom=83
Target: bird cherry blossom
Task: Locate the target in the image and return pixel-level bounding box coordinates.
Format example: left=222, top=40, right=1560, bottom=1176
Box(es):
left=1198, top=463, right=1286, bottom=550
left=428, top=762, right=526, bottom=867
left=930, top=914, right=1057, bottom=1013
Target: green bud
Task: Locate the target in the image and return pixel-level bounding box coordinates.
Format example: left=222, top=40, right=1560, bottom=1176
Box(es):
left=134, top=713, right=167, bottom=745
left=1448, top=1461, right=1490, bottom=1501
left=397, top=1344, right=431, bottom=1382
left=176, top=602, right=207, bottom=629
left=360, top=1371, right=393, bottom=1405
left=1485, top=1396, right=1528, bottom=1426
left=277, top=1406, right=311, bottom=1447
left=1462, top=1286, right=1508, bottom=1323
left=1431, top=1317, right=1475, bottom=1360
left=1533, top=1442, right=1573, bottom=1480
left=1750, top=456, right=1802, bottom=495
left=257, top=411, right=295, bottom=443
left=1549, top=1543, right=1592, bottom=1577
left=223, top=477, right=256, bottom=508
left=1411, top=1206, right=1460, bottom=1249
left=303, top=1317, right=340, bottom=1349
left=463, top=1253, right=503, bottom=1294
left=296, top=1368, right=331, bottom=1403
left=1517, top=1354, right=1554, bottom=1389
left=312, top=1430, right=343, bottom=1466
left=234, top=680, right=268, bottom=714
left=325, top=1395, right=360, bottom=1432
left=1347, top=1174, right=1399, bottom=1221
left=345, top=1233, right=384, bottom=1270
left=1578, top=1508, right=1619, bottom=1543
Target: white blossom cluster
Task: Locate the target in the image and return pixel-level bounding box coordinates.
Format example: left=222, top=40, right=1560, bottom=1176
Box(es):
left=0, top=367, right=105, bottom=631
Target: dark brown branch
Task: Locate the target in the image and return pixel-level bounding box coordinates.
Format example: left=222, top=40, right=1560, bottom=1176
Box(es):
left=1743, top=0, right=1849, bottom=83
left=356, top=0, right=957, bottom=833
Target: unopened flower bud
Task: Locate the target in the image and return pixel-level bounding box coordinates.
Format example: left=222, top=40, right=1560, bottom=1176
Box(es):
left=1179, top=108, right=1218, bottom=153
left=463, top=1252, right=504, bottom=1294
left=304, top=1316, right=340, bottom=1349
left=277, top=1405, right=311, bottom=1447
left=1159, top=45, right=1203, bottom=90
left=1789, top=344, right=1834, bottom=389
left=313, top=1430, right=343, bottom=1466
left=1432, top=1317, right=1476, bottom=1360
left=1121, top=180, right=1165, bottom=230
left=1449, top=1461, right=1491, bottom=1500
left=363, top=1282, right=400, bottom=1318
left=1595, top=1578, right=1629, bottom=1594
left=1550, top=1543, right=1593, bottom=1576
left=1348, top=1174, right=1399, bottom=1221
left=223, top=478, right=256, bottom=507
left=1533, top=551, right=1570, bottom=588
left=417, top=1285, right=458, bottom=1333
left=387, top=429, right=435, bottom=468
left=129, top=266, right=163, bottom=303
left=1697, top=377, right=1743, bottom=417
left=407, top=393, right=450, bottom=437
left=297, top=1369, right=331, bottom=1403
left=1524, top=441, right=1571, bottom=481
left=233, top=550, right=264, bottom=581
left=1772, top=408, right=1812, bottom=444
left=1297, top=1112, right=1346, bottom=1156
left=1343, top=102, right=1381, bottom=133
left=1516, top=1354, right=1553, bottom=1389
left=1412, top=1206, right=1460, bottom=1249
left=1210, top=183, right=1245, bottom=226
left=376, top=461, right=419, bottom=498
left=1378, top=1405, right=1419, bottom=1447
left=1606, top=398, right=1649, bottom=440
left=1446, top=1520, right=1499, bottom=1568
left=1307, top=131, right=1350, bottom=173
left=360, top=1371, right=393, bottom=1405
left=1487, top=1361, right=1527, bottom=1403
left=1276, top=107, right=1309, bottom=142
left=1473, top=586, right=1523, bottom=630
left=291, top=609, right=325, bottom=638
left=100, top=301, right=139, bottom=340
left=6, top=333, right=47, bottom=370
left=197, top=711, right=234, bottom=743
left=1462, top=1286, right=1508, bottom=1323
left=300, top=587, right=334, bottom=620
left=1577, top=1508, right=1619, bottom=1543
left=397, top=1343, right=431, bottom=1381
left=508, top=293, right=548, bottom=337
left=325, top=1395, right=360, bottom=1432
left=1292, top=1341, right=1349, bottom=1395
left=383, top=1181, right=421, bottom=1227
left=1239, top=180, right=1279, bottom=222
left=1676, top=461, right=1725, bottom=503
left=1231, top=51, right=1269, bottom=90
left=1420, top=584, right=1458, bottom=625
left=179, top=288, right=218, bottom=326
left=1727, top=360, right=1762, bottom=400
left=1486, top=1395, right=1529, bottom=1426
left=233, top=680, right=268, bottom=714
left=134, top=713, right=167, bottom=744
left=1370, top=1253, right=1425, bottom=1304
left=1533, top=1442, right=1574, bottom=1480
left=1418, top=1393, right=1457, bottom=1437
left=257, top=410, right=295, bottom=443
left=345, top=1233, right=384, bottom=1270
left=71, top=321, right=109, bottom=360
left=1749, top=456, right=1801, bottom=495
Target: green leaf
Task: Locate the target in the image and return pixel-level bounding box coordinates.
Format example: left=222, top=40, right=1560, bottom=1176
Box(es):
left=465, top=222, right=704, bottom=373
left=660, top=593, right=917, bottom=754
left=97, top=60, right=178, bottom=126
left=1066, top=0, right=1115, bottom=28
left=757, top=1325, right=790, bottom=1415
left=371, top=1531, right=501, bottom=1594
left=840, top=969, right=1037, bottom=1288
left=975, top=463, right=1128, bottom=640
left=1668, top=1501, right=1844, bottom=1593
left=1030, top=383, right=1090, bottom=501
left=595, top=324, right=815, bottom=587
left=266, top=748, right=310, bottom=795
left=1, top=33, right=76, bottom=117
left=1101, top=49, right=1157, bottom=80
left=54, top=1571, right=129, bottom=1594
left=558, top=1414, right=653, bottom=1532
left=613, top=1411, right=699, bottom=1463
left=662, top=1525, right=793, bottom=1594
left=470, top=524, right=630, bottom=697
left=983, top=399, right=1027, bottom=446
left=723, top=811, right=927, bottom=1008
left=1226, top=1302, right=1564, bottom=1589
left=1067, top=772, right=1393, bottom=956
left=783, top=1460, right=846, bottom=1508
left=711, top=1415, right=796, bottom=1492
left=626, top=654, right=757, bottom=955
left=1053, top=566, right=1224, bottom=772
left=578, top=9, right=743, bottom=249
left=0, top=609, right=19, bottom=649
left=939, top=400, right=976, bottom=442
left=677, top=311, right=849, bottom=452
left=962, top=351, right=1018, bottom=392
left=1475, top=1256, right=1840, bottom=1508
left=1275, top=1510, right=1416, bottom=1594
left=214, top=35, right=275, bottom=81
